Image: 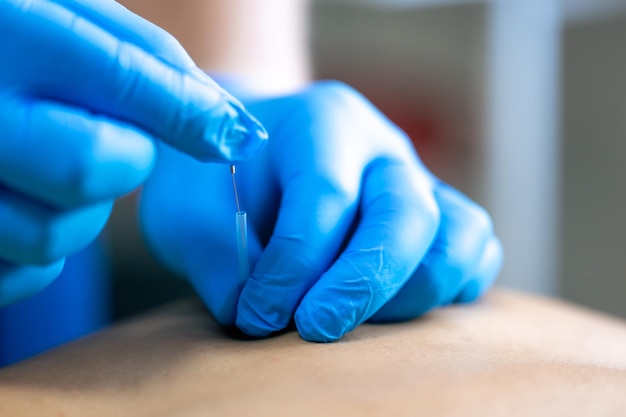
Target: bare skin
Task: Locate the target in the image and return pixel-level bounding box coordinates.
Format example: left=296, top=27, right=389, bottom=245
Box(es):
left=118, top=0, right=311, bottom=95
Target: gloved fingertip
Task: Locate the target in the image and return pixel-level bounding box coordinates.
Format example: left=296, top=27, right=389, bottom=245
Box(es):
left=194, top=98, right=268, bottom=163
left=295, top=269, right=382, bottom=343
left=295, top=304, right=347, bottom=343
left=235, top=316, right=277, bottom=338
left=235, top=301, right=283, bottom=338
left=230, top=98, right=269, bottom=144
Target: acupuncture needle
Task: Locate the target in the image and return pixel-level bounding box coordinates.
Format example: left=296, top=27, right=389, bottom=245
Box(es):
left=230, top=165, right=249, bottom=281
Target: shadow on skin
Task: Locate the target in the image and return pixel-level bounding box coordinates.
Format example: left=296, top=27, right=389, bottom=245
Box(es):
left=0, top=297, right=321, bottom=393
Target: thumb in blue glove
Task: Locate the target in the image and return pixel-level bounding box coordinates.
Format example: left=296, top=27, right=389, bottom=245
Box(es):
left=0, top=0, right=267, bottom=306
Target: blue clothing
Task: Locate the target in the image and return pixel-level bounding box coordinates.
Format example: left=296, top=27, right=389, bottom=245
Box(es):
left=0, top=243, right=109, bottom=367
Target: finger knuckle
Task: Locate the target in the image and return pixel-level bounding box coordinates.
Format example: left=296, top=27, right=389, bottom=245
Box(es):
left=28, top=222, right=66, bottom=265
left=466, top=202, right=494, bottom=238
left=414, top=191, right=441, bottom=242
left=69, top=125, right=104, bottom=204
left=299, top=80, right=365, bottom=115
left=315, top=80, right=360, bottom=103
left=319, top=175, right=360, bottom=207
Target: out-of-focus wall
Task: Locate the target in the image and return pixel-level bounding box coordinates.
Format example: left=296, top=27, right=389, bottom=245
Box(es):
left=561, top=15, right=626, bottom=318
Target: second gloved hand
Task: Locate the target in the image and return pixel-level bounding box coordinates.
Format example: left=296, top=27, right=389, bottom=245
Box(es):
left=141, top=81, right=503, bottom=342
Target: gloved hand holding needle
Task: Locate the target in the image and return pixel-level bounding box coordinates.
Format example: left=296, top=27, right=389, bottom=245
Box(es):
left=141, top=82, right=503, bottom=342
left=0, top=0, right=266, bottom=306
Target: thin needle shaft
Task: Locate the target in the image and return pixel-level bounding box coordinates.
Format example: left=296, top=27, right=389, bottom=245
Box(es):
left=230, top=164, right=241, bottom=213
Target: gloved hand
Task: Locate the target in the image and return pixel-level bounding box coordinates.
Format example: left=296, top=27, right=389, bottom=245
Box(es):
left=141, top=81, right=502, bottom=342
left=0, top=0, right=266, bottom=306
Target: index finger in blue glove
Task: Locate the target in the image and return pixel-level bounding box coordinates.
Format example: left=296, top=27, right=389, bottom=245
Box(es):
left=51, top=0, right=196, bottom=70
left=1, top=0, right=266, bottom=162
left=294, top=158, right=440, bottom=342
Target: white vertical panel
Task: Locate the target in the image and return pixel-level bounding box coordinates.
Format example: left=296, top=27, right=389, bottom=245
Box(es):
left=484, top=0, right=562, bottom=295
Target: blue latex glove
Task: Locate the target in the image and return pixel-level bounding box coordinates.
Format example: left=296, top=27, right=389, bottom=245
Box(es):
left=141, top=81, right=502, bottom=342
left=0, top=0, right=266, bottom=306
